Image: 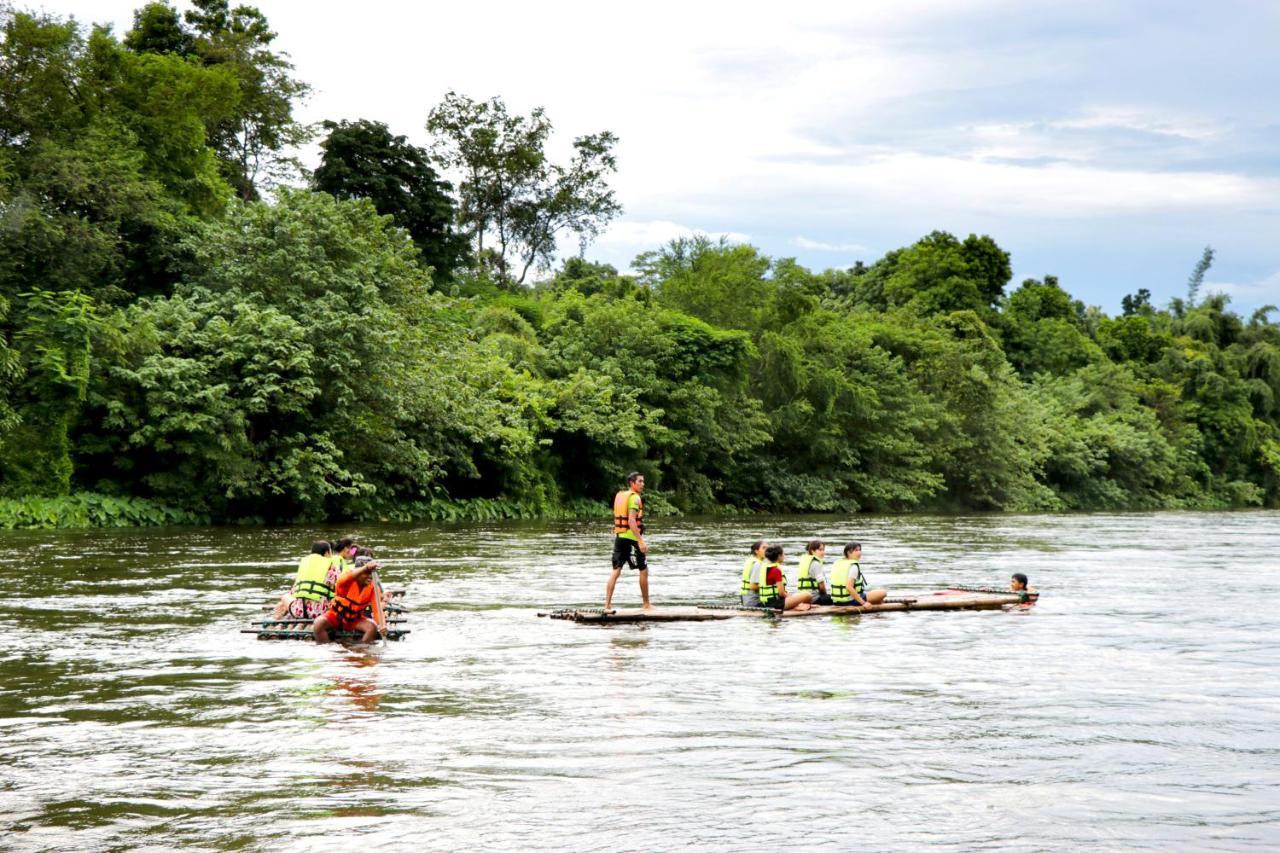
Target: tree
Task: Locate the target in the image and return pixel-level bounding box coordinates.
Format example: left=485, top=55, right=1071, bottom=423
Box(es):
left=312, top=119, right=469, bottom=281
left=0, top=11, right=237, bottom=302
left=638, top=237, right=775, bottom=332
left=872, top=231, right=1012, bottom=317
left=1186, top=245, right=1215, bottom=307
left=124, top=0, right=312, bottom=199
left=426, top=92, right=621, bottom=284
left=1121, top=288, right=1151, bottom=316
left=999, top=276, right=1103, bottom=377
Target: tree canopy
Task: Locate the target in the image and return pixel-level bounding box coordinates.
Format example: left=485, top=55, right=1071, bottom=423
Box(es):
left=3, top=3, right=1279, bottom=526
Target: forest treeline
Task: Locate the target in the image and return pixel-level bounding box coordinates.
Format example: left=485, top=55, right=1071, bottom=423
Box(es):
left=2, top=3, right=1279, bottom=527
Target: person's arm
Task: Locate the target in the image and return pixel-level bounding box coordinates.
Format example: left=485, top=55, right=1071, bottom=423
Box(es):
left=628, top=497, right=647, bottom=554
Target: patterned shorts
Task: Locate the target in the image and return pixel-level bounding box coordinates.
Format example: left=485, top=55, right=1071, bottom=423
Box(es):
left=287, top=597, right=330, bottom=619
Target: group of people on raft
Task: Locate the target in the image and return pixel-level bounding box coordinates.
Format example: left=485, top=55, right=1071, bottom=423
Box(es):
left=274, top=537, right=388, bottom=643
left=740, top=539, right=887, bottom=611
left=606, top=468, right=1034, bottom=613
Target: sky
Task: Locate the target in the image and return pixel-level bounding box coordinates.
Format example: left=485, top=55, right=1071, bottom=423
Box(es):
left=36, top=0, right=1280, bottom=312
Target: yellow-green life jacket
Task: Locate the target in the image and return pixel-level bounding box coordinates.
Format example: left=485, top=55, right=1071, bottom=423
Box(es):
left=293, top=553, right=334, bottom=601
left=797, top=553, right=824, bottom=591
left=759, top=561, right=783, bottom=603
left=830, top=558, right=866, bottom=604
left=740, top=556, right=762, bottom=596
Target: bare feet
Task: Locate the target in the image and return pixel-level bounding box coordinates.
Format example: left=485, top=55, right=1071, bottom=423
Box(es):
left=642, top=602, right=655, bottom=611
left=796, top=602, right=812, bottom=611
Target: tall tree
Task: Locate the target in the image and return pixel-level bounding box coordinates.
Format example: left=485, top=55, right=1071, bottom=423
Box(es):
left=124, top=0, right=312, bottom=199
left=1186, top=245, right=1215, bottom=307
left=312, top=119, right=469, bottom=281
left=426, top=92, right=621, bottom=284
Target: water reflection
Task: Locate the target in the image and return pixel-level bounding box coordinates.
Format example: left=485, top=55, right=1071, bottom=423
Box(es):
left=329, top=649, right=385, bottom=715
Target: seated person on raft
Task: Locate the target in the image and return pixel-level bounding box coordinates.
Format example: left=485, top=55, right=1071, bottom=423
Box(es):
left=276, top=540, right=339, bottom=620
left=331, top=536, right=359, bottom=574
left=830, top=543, right=887, bottom=607
left=739, top=539, right=769, bottom=607
left=796, top=539, right=834, bottom=605
left=759, top=544, right=813, bottom=611
left=312, top=556, right=386, bottom=643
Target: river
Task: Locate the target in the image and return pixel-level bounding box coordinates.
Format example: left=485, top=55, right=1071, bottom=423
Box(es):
left=2, top=511, right=1278, bottom=851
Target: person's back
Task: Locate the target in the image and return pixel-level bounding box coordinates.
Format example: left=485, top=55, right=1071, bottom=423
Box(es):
left=740, top=539, right=768, bottom=606
left=830, top=542, right=887, bottom=606
left=284, top=541, right=336, bottom=619
left=759, top=545, right=813, bottom=612
left=796, top=540, right=832, bottom=605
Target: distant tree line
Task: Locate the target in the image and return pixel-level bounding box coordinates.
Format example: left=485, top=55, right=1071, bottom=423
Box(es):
left=1, top=3, right=1278, bottom=526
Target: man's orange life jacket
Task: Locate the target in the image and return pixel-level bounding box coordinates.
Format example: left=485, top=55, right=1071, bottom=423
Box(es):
left=612, top=490, right=644, bottom=536
left=328, top=570, right=384, bottom=626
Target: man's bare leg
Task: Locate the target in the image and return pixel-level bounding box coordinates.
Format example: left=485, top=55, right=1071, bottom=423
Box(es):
left=604, top=567, right=622, bottom=610
left=639, top=569, right=653, bottom=609
left=312, top=615, right=331, bottom=643
left=355, top=618, right=378, bottom=643
left=867, top=589, right=887, bottom=605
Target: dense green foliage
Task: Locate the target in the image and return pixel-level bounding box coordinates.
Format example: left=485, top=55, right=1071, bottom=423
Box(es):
left=3, top=5, right=1280, bottom=527
left=312, top=119, right=469, bottom=282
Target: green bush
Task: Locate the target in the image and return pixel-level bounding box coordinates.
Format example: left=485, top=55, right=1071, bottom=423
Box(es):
left=0, top=492, right=208, bottom=529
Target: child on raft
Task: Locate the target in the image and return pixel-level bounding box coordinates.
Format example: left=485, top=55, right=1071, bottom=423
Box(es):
left=829, top=543, right=888, bottom=607
left=758, top=544, right=814, bottom=611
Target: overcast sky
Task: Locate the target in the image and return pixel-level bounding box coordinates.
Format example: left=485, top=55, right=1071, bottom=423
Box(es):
left=39, top=0, right=1280, bottom=312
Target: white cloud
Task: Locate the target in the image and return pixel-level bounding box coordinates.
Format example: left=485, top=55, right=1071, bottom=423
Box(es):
left=43, top=0, right=1280, bottom=308
left=1204, top=271, right=1280, bottom=308
left=1049, top=106, right=1221, bottom=141
left=596, top=220, right=750, bottom=249
left=793, top=236, right=870, bottom=252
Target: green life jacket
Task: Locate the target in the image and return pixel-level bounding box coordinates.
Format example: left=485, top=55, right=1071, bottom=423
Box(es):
left=293, top=553, right=334, bottom=601
left=830, top=558, right=866, bottom=604
left=759, top=561, right=783, bottom=604
left=797, top=553, right=824, bottom=591
left=740, top=556, right=762, bottom=597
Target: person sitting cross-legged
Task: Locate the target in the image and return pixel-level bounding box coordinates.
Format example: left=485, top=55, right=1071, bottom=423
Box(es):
left=830, top=543, right=887, bottom=607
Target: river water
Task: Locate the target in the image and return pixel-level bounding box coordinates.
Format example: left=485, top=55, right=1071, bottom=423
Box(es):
left=2, top=511, right=1278, bottom=851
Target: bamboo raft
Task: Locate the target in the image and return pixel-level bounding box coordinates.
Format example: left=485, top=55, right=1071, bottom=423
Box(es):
left=539, top=588, right=1036, bottom=624
left=244, top=589, right=412, bottom=640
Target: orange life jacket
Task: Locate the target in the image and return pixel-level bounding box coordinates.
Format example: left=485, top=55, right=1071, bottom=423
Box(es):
left=328, top=570, right=383, bottom=626
left=612, top=490, right=644, bottom=536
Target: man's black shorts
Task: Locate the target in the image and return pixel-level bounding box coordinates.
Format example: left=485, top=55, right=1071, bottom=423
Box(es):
left=612, top=536, right=647, bottom=571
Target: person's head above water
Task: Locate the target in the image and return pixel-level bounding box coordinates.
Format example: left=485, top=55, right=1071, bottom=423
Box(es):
left=843, top=543, right=862, bottom=558
left=764, top=544, right=784, bottom=563
left=806, top=539, right=824, bottom=555
left=310, top=540, right=332, bottom=556
left=1010, top=573, right=1029, bottom=591
left=750, top=539, right=768, bottom=557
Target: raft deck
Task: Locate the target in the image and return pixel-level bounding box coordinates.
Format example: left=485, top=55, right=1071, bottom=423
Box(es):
left=540, top=589, right=1035, bottom=624
left=245, top=589, right=412, bottom=640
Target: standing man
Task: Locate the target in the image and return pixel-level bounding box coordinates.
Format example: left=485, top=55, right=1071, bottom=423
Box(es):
left=605, top=471, right=652, bottom=611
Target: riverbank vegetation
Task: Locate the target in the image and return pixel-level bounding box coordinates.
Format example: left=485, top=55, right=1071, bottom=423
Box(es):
left=3, top=3, right=1279, bottom=528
